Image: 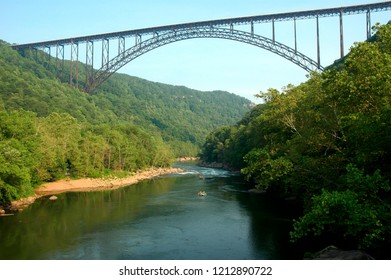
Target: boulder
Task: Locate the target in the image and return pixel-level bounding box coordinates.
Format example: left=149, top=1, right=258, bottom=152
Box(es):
left=307, top=245, right=373, bottom=260
left=49, top=195, right=58, bottom=201
left=248, top=188, right=266, bottom=194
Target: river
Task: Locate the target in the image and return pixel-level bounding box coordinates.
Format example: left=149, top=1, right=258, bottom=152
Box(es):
left=0, top=162, right=301, bottom=260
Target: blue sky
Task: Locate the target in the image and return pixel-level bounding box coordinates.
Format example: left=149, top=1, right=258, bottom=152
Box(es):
left=1, top=1, right=390, bottom=102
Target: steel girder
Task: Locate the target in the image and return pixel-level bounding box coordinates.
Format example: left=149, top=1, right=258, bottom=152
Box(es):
left=86, top=27, right=322, bottom=93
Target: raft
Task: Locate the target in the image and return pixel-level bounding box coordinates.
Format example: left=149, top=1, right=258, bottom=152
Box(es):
left=198, top=191, right=207, bottom=196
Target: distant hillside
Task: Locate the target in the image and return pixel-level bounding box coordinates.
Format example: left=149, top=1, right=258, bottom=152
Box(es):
left=0, top=41, right=251, bottom=156
left=93, top=74, right=252, bottom=154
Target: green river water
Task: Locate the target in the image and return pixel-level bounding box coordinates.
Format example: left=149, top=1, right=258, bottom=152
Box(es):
left=0, top=162, right=301, bottom=259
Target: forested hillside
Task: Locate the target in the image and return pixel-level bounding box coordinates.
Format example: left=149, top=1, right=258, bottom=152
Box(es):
left=200, top=23, right=391, bottom=258
left=0, top=40, right=250, bottom=204
left=0, top=40, right=251, bottom=155
left=95, top=75, right=251, bottom=155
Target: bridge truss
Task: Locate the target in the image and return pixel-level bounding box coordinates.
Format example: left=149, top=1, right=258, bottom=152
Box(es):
left=11, top=1, right=391, bottom=93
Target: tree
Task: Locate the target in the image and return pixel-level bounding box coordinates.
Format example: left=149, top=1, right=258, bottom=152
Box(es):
left=291, top=165, right=391, bottom=250
left=199, top=23, right=391, bottom=255
left=0, top=110, right=40, bottom=203
left=241, top=148, right=293, bottom=190
left=36, top=112, right=81, bottom=181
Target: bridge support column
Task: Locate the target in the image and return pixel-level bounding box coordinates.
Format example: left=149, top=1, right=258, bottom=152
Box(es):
left=23, top=47, right=34, bottom=61
left=366, top=10, right=371, bottom=39
left=102, top=38, right=110, bottom=69
left=56, top=44, right=64, bottom=81
left=42, top=46, right=51, bottom=69
left=70, top=40, right=79, bottom=88
left=316, top=15, right=320, bottom=68
left=118, top=36, right=125, bottom=56
left=85, top=40, right=94, bottom=87
left=34, top=48, right=38, bottom=61
left=272, top=18, right=275, bottom=42
left=39, top=47, right=43, bottom=64
left=40, top=47, right=45, bottom=65
left=339, top=11, right=344, bottom=58
left=294, top=17, right=297, bottom=53
left=135, top=33, right=142, bottom=46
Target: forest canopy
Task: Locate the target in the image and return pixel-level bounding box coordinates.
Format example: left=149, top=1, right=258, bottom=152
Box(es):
left=199, top=23, right=391, bottom=256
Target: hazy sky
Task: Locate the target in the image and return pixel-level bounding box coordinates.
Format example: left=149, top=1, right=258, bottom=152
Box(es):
left=1, top=1, right=390, bottom=102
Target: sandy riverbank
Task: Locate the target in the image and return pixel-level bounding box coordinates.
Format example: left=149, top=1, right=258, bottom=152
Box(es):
left=6, top=167, right=183, bottom=212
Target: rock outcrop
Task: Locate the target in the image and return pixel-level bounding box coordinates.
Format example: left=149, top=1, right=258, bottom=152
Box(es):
left=306, top=245, right=374, bottom=260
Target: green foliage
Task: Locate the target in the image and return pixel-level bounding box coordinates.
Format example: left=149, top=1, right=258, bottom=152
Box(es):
left=291, top=165, right=390, bottom=250
left=200, top=23, right=391, bottom=253
left=0, top=39, right=249, bottom=204
left=0, top=139, right=35, bottom=203
left=0, top=110, right=177, bottom=203
left=93, top=78, right=250, bottom=155
left=200, top=126, right=236, bottom=163
left=241, top=148, right=293, bottom=190
left=0, top=110, right=39, bottom=203
left=0, top=43, right=250, bottom=158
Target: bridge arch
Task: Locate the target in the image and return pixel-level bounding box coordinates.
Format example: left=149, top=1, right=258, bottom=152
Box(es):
left=86, top=27, right=324, bottom=93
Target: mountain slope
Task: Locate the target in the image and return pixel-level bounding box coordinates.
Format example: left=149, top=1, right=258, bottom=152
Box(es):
left=0, top=42, right=252, bottom=156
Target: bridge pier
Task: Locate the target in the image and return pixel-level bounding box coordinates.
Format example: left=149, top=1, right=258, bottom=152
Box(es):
left=339, top=11, right=344, bottom=58
left=272, top=18, right=275, bottom=42
left=294, top=18, right=297, bottom=53
left=102, top=38, right=110, bottom=69
left=366, top=10, right=372, bottom=39
left=85, top=40, right=94, bottom=86
left=70, top=40, right=79, bottom=88
left=119, top=36, right=126, bottom=56
left=316, top=15, right=320, bottom=68
left=39, top=46, right=51, bottom=70
left=55, top=44, right=64, bottom=81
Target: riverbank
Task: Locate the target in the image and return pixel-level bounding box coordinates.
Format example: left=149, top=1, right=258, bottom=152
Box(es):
left=3, top=167, right=183, bottom=212
left=176, top=157, right=199, bottom=162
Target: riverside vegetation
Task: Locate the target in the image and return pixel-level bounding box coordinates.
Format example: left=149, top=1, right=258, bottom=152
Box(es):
left=0, top=39, right=250, bottom=204
left=199, top=23, right=391, bottom=258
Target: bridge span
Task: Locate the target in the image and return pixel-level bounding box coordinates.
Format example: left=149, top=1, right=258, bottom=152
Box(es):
left=11, top=1, right=391, bottom=93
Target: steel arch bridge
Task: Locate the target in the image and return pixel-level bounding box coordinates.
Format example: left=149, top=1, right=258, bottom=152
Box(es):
left=88, top=27, right=321, bottom=93
left=11, top=1, right=391, bottom=93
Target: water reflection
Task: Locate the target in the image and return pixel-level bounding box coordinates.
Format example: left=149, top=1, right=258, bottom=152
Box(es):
left=0, top=163, right=299, bottom=259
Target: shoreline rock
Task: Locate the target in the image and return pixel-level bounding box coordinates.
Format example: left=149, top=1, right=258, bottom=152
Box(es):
left=197, top=161, right=239, bottom=172
left=305, top=245, right=374, bottom=260
left=176, top=157, right=199, bottom=162
left=8, top=195, right=39, bottom=212
left=248, top=188, right=267, bottom=194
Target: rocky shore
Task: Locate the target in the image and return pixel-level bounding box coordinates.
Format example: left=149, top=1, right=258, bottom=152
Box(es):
left=1, top=167, right=183, bottom=213
left=176, top=157, right=199, bottom=162
left=305, top=245, right=374, bottom=260
left=197, top=160, right=239, bottom=172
